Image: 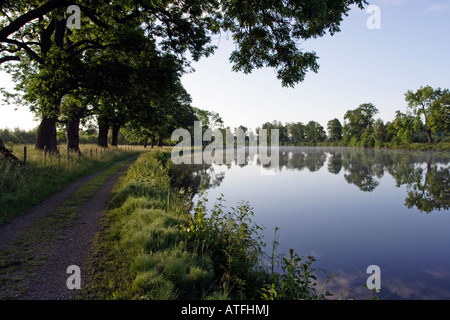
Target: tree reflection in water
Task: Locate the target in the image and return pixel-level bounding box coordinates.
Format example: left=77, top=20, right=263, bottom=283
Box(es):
left=170, top=147, right=449, bottom=214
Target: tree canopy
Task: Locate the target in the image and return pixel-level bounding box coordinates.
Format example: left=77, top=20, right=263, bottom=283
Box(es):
left=0, top=0, right=369, bottom=153
left=405, top=86, right=450, bottom=144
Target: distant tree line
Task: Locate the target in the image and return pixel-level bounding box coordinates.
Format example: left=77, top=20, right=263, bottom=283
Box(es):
left=240, top=86, right=449, bottom=148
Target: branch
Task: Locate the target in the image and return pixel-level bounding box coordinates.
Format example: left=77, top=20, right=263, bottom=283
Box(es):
left=0, top=0, right=69, bottom=42
left=0, top=45, right=21, bottom=54
left=3, top=38, right=43, bottom=63
left=0, top=55, right=20, bottom=64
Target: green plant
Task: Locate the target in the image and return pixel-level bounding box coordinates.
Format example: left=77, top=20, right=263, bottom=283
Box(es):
left=180, top=194, right=266, bottom=298
left=261, top=248, right=334, bottom=300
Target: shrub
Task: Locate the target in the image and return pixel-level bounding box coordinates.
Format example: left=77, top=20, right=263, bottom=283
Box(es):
left=180, top=194, right=266, bottom=298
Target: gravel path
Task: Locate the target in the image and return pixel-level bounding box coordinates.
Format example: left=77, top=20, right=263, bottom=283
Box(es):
left=0, top=157, right=135, bottom=300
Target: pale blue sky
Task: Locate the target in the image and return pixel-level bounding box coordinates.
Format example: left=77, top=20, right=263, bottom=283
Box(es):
left=1, top=0, right=449, bottom=131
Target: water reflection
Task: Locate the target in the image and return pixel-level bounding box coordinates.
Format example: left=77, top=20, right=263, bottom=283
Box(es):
left=170, top=146, right=450, bottom=299
left=167, top=162, right=225, bottom=197
left=210, top=147, right=449, bottom=213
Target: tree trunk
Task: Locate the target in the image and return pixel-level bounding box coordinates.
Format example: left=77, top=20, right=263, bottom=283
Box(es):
left=35, top=116, right=58, bottom=152
left=0, top=137, right=20, bottom=162
left=151, top=134, right=156, bottom=148
left=98, top=123, right=109, bottom=148
left=426, top=129, right=433, bottom=144
left=157, top=135, right=163, bottom=147
left=111, top=123, right=120, bottom=147
left=67, top=118, right=81, bottom=153
left=143, top=137, right=148, bottom=148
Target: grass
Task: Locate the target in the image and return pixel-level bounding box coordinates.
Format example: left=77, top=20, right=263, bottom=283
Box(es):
left=0, top=144, right=144, bottom=225
left=80, top=150, right=206, bottom=299
left=0, top=159, right=132, bottom=299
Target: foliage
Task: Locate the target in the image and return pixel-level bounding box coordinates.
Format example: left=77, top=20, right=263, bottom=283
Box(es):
left=259, top=227, right=334, bottom=300
left=249, top=86, right=448, bottom=150
left=0, top=127, right=36, bottom=145
left=304, top=120, right=327, bottom=144
left=180, top=194, right=266, bottom=298
left=327, top=118, right=343, bottom=142
left=343, top=103, right=379, bottom=146
left=261, top=248, right=334, bottom=300
left=405, top=86, right=450, bottom=143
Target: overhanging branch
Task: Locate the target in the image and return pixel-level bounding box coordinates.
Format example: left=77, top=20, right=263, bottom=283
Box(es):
left=0, top=0, right=70, bottom=42
left=3, top=38, right=43, bottom=64
left=0, top=55, right=20, bottom=64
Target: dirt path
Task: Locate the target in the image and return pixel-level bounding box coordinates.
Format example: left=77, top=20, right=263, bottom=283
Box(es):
left=0, top=157, right=136, bottom=300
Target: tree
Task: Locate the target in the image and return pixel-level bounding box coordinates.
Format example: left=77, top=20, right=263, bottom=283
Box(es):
left=262, top=120, right=289, bottom=145
left=343, top=103, right=379, bottom=146
left=327, top=118, right=343, bottom=142
left=304, top=121, right=326, bottom=144
left=432, top=90, right=450, bottom=134
left=1, top=1, right=368, bottom=151
left=0, top=137, right=20, bottom=162
left=194, top=108, right=224, bottom=131
left=122, top=54, right=198, bottom=148
left=0, top=0, right=219, bottom=151
left=287, top=122, right=306, bottom=145
left=372, top=118, right=386, bottom=148
left=221, top=0, right=368, bottom=87
left=60, top=92, right=93, bottom=152
left=391, top=111, right=415, bottom=145
left=405, top=86, right=450, bottom=144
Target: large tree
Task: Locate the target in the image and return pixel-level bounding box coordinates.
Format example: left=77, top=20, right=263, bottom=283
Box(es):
left=287, top=122, right=306, bottom=145
left=343, top=103, right=379, bottom=145
left=405, top=86, right=450, bottom=144
left=304, top=120, right=326, bottom=143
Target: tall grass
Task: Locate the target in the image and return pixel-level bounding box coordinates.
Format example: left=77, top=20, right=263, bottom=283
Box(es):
left=0, top=144, right=142, bottom=225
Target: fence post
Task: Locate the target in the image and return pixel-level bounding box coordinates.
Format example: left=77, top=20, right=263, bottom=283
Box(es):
left=24, top=146, right=27, bottom=171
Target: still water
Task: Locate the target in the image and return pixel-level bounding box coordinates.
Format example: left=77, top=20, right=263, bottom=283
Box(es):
left=182, top=146, right=449, bottom=300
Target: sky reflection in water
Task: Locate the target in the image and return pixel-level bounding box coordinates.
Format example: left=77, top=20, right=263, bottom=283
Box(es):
left=184, top=147, right=450, bottom=300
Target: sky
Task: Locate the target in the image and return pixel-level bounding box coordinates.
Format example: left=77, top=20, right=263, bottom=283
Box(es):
left=1, top=0, right=450, bottom=132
